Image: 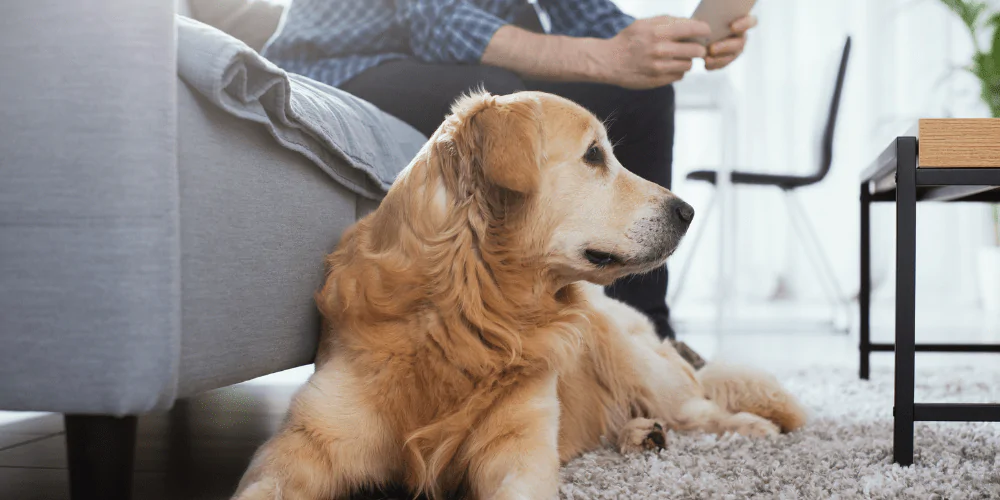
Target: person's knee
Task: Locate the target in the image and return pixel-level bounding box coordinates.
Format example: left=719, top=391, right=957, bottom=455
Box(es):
left=470, top=66, right=526, bottom=96
left=593, top=84, right=674, bottom=142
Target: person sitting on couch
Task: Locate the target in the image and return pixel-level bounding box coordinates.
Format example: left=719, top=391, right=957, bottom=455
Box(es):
left=262, top=0, right=755, bottom=360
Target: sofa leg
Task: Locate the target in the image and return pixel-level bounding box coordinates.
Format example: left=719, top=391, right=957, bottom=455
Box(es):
left=64, top=414, right=138, bottom=500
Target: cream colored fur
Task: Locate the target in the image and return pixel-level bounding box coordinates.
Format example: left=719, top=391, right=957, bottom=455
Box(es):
left=232, top=91, right=807, bottom=500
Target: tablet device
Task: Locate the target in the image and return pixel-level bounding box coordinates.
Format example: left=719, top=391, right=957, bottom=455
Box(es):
left=690, top=0, right=757, bottom=46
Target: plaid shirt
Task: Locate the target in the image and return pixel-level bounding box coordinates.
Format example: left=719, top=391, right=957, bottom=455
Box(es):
left=263, top=0, right=635, bottom=87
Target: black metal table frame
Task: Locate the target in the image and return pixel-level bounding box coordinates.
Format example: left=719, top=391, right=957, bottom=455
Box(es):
left=858, top=136, right=1000, bottom=466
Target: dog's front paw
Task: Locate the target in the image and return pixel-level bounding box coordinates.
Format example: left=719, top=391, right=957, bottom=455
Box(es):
left=617, top=418, right=668, bottom=454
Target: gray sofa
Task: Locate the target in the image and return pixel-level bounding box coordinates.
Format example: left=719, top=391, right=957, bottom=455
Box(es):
left=0, top=1, right=420, bottom=498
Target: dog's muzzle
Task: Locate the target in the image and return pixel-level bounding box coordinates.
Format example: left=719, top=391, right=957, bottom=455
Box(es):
left=627, top=198, right=694, bottom=267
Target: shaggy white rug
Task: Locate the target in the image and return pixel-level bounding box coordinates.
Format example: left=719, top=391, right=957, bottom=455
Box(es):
left=559, top=366, right=1000, bottom=499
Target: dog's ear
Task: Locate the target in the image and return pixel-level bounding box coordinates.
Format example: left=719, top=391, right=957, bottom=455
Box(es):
left=447, top=91, right=543, bottom=194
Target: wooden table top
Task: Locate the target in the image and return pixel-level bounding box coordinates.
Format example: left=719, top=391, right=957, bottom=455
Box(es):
left=860, top=119, right=1000, bottom=202
left=918, top=119, right=1000, bottom=168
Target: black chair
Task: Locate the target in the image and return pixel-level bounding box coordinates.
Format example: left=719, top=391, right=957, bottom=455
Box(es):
left=671, top=36, right=853, bottom=328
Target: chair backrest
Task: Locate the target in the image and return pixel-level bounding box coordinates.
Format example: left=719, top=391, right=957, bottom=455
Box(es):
left=808, top=36, right=852, bottom=183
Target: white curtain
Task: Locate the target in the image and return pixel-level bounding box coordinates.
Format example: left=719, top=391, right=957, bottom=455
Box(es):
left=614, top=0, right=996, bottom=312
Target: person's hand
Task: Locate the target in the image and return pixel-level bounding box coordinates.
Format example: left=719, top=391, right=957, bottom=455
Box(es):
left=704, top=15, right=757, bottom=70
left=597, top=16, right=711, bottom=89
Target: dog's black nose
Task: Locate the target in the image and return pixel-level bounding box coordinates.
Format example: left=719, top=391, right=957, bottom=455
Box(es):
left=673, top=199, right=695, bottom=224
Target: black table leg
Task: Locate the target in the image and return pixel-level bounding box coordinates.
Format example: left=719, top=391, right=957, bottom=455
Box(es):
left=893, top=137, right=918, bottom=466
left=860, top=183, right=872, bottom=380
left=65, top=414, right=138, bottom=500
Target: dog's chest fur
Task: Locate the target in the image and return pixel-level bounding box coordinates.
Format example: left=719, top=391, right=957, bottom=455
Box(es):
left=339, top=302, right=586, bottom=425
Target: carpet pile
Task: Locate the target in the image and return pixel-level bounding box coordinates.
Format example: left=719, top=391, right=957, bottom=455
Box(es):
left=559, top=366, right=1000, bottom=499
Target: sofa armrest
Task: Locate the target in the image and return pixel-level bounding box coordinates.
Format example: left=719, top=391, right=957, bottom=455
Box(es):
left=0, top=0, right=181, bottom=415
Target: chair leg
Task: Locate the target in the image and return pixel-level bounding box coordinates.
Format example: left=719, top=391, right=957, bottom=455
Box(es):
left=668, top=190, right=717, bottom=304
left=65, top=414, right=137, bottom=500
left=783, top=193, right=840, bottom=305
left=784, top=191, right=852, bottom=331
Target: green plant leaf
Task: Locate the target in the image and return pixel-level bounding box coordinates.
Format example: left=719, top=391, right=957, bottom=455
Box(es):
left=939, top=0, right=987, bottom=51
left=974, top=52, right=993, bottom=78
left=940, top=0, right=999, bottom=116
left=940, top=0, right=987, bottom=35
left=984, top=80, right=1000, bottom=117
left=970, top=1, right=987, bottom=25
left=985, top=12, right=1000, bottom=117
left=990, top=12, right=1000, bottom=79
left=993, top=204, right=1000, bottom=247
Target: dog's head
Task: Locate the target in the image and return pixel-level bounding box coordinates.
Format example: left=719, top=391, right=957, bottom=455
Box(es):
left=410, top=90, right=693, bottom=287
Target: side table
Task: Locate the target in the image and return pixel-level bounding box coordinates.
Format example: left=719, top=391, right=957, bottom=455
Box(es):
left=858, top=119, right=1000, bottom=465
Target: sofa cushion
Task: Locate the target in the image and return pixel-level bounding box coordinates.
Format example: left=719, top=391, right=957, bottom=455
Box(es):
left=177, top=16, right=427, bottom=200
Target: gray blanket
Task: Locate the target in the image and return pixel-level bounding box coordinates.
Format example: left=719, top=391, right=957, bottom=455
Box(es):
left=176, top=15, right=427, bottom=200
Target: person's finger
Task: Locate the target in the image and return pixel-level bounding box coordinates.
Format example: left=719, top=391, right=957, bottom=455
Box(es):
left=654, top=17, right=712, bottom=40
left=657, top=72, right=686, bottom=86
left=730, top=14, right=758, bottom=34
left=708, top=36, right=746, bottom=57
left=651, top=58, right=693, bottom=75
left=658, top=41, right=707, bottom=59
left=704, top=55, right=737, bottom=70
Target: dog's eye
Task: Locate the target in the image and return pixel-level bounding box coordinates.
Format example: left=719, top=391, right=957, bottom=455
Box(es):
left=583, top=144, right=604, bottom=166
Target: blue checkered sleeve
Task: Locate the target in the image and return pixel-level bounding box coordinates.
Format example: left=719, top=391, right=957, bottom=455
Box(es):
left=541, top=0, right=635, bottom=39
left=396, top=0, right=509, bottom=64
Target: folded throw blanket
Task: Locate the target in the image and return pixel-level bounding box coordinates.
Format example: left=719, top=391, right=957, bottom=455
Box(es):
left=176, top=15, right=427, bottom=200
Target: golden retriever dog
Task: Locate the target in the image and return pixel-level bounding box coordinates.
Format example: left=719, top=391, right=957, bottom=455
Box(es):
left=233, top=90, right=807, bottom=500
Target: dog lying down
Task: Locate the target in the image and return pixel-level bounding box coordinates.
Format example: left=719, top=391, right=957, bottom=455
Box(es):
left=233, top=90, right=807, bottom=500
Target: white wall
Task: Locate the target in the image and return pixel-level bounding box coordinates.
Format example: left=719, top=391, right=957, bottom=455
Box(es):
left=614, top=0, right=996, bottom=310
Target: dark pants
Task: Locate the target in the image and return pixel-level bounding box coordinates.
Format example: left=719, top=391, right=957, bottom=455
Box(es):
left=342, top=61, right=677, bottom=339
